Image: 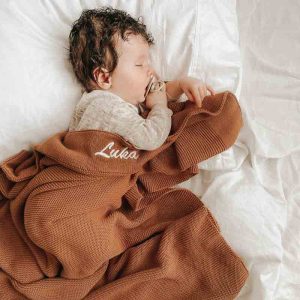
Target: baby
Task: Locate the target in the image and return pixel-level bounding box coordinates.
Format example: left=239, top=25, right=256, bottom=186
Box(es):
left=68, top=7, right=215, bottom=150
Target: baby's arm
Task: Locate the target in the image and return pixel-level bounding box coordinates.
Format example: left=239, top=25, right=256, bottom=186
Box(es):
left=73, top=97, right=173, bottom=151
left=165, top=77, right=216, bottom=106
left=165, top=80, right=183, bottom=101
left=125, top=104, right=173, bottom=151
left=111, top=103, right=173, bottom=151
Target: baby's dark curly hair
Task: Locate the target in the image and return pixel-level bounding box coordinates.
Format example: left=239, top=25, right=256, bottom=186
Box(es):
left=68, top=6, right=155, bottom=92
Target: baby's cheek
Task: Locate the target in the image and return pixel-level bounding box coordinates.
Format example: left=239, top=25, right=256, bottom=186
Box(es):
left=129, top=76, right=141, bottom=92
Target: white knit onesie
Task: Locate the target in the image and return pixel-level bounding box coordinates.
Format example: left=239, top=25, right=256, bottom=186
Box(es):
left=68, top=89, right=173, bottom=151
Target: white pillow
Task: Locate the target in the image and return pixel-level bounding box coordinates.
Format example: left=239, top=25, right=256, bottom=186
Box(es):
left=0, top=0, right=242, bottom=166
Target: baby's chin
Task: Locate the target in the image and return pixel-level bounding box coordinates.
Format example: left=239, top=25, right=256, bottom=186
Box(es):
left=133, top=89, right=148, bottom=105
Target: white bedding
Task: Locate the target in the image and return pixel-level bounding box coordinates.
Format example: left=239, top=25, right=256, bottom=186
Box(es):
left=180, top=0, right=300, bottom=298
left=0, top=0, right=299, bottom=299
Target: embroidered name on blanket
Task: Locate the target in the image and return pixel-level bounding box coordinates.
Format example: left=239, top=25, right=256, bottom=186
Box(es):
left=95, top=141, right=140, bottom=160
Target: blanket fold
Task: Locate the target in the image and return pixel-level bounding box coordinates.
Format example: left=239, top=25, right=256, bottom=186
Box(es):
left=0, top=91, right=248, bottom=300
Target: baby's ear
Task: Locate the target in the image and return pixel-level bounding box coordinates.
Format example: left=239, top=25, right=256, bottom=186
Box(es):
left=93, top=67, right=112, bottom=89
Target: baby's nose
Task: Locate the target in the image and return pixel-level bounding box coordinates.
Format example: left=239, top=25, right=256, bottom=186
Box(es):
left=147, top=67, right=158, bottom=79
left=147, top=67, right=154, bottom=77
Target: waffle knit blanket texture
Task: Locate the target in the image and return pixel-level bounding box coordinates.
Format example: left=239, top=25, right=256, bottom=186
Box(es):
left=0, top=91, right=248, bottom=299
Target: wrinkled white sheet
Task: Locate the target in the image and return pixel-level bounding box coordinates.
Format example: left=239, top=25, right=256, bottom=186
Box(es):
left=1, top=0, right=299, bottom=299
left=182, top=0, right=300, bottom=299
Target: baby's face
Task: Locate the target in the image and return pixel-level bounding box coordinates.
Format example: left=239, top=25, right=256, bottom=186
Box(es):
left=109, top=33, right=154, bottom=106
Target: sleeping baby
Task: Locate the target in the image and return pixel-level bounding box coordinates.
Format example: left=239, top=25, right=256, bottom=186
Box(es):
left=68, top=6, right=215, bottom=150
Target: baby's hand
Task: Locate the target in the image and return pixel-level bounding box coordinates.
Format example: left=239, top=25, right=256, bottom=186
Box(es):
left=145, top=90, right=168, bottom=110
left=179, top=76, right=215, bottom=107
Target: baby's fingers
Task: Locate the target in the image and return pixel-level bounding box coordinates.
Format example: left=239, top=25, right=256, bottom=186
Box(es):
left=185, top=90, right=194, bottom=102
left=191, top=87, right=203, bottom=107
left=206, top=84, right=216, bottom=96
left=199, top=86, right=207, bottom=100
left=185, top=89, right=199, bottom=106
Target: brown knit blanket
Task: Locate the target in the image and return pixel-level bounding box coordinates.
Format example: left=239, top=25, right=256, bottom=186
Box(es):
left=0, top=92, right=248, bottom=299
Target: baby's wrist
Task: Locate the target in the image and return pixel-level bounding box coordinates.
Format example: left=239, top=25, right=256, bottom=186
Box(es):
left=151, top=103, right=173, bottom=116
left=152, top=103, right=167, bottom=109
left=165, top=79, right=183, bottom=101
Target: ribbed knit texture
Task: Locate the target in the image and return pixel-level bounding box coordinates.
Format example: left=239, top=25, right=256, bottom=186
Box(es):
left=0, top=91, right=248, bottom=300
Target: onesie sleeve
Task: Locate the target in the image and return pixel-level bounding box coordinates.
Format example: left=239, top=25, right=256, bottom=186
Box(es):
left=110, top=103, right=173, bottom=151
left=72, top=96, right=173, bottom=151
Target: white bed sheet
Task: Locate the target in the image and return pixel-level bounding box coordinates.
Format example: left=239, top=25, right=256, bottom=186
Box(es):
left=180, top=0, right=300, bottom=298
